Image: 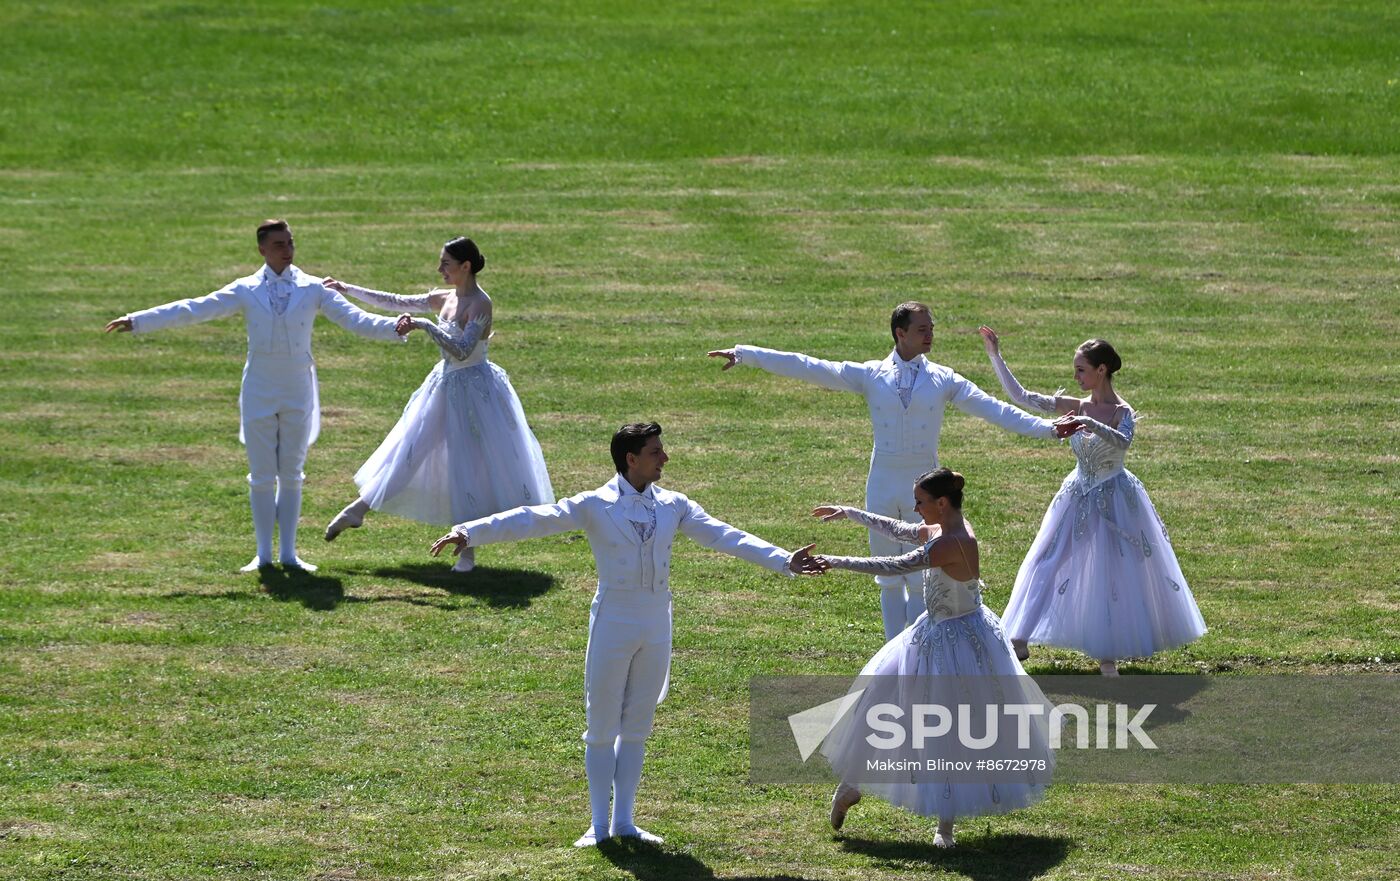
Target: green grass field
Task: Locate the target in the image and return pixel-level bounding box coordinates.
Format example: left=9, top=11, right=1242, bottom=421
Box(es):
left=2, top=2, right=1398, bottom=879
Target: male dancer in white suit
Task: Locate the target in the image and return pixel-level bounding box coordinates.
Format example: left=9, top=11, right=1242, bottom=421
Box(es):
left=430, top=422, right=826, bottom=847
left=104, top=219, right=406, bottom=572
left=709, top=302, right=1055, bottom=639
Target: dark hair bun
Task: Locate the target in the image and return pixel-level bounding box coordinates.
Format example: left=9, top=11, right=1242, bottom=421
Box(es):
left=1076, top=339, right=1122, bottom=376
left=951, top=472, right=965, bottom=491
left=444, top=236, right=486, bottom=274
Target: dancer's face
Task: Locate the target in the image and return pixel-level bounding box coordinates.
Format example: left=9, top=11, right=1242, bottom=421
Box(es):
left=626, top=436, right=668, bottom=487
left=911, top=485, right=943, bottom=524
left=1072, top=354, right=1106, bottom=391
left=438, top=249, right=469, bottom=286
left=258, top=228, right=295, bottom=273
left=895, top=311, right=934, bottom=355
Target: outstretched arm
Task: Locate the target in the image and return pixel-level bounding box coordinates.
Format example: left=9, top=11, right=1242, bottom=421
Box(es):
left=679, top=500, right=826, bottom=575
left=1057, top=408, right=1135, bottom=450
left=710, top=345, right=869, bottom=394
left=406, top=314, right=486, bottom=361
left=948, top=370, right=1058, bottom=440
left=112, top=285, right=244, bottom=335
left=820, top=544, right=931, bottom=577
left=430, top=493, right=590, bottom=558
left=317, top=289, right=408, bottom=342
left=324, top=278, right=442, bottom=314
left=812, top=505, right=929, bottom=543
left=978, top=326, right=1075, bottom=415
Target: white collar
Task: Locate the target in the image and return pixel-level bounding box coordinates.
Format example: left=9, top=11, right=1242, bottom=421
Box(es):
left=263, top=264, right=298, bottom=283
left=890, top=350, right=925, bottom=370
left=618, top=476, right=655, bottom=501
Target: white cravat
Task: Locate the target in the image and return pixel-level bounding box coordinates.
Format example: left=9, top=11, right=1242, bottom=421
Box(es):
left=894, top=352, right=922, bottom=408
left=264, top=265, right=295, bottom=316
left=620, top=484, right=657, bottom=543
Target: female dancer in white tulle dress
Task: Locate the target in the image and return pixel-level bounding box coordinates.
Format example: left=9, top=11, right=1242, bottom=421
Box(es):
left=321, top=237, right=554, bottom=571
left=978, top=328, right=1206, bottom=674
left=812, top=468, right=1054, bottom=849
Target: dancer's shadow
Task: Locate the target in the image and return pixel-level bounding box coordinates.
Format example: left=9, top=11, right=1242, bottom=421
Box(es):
left=599, top=837, right=816, bottom=881
left=367, top=564, right=555, bottom=608
left=256, top=566, right=345, bottom=612
left=839, top=832, right=1072, bottom=880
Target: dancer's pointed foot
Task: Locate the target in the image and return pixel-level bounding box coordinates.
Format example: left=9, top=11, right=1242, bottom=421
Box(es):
left=611, top=825, right=663, bottom=844
left=451, top=546, right=476, bottom=573
left=240, top=556, right=274, bottom=573
left=324, top=501, right=367, bottom=542
left=1099, top=660, right=1120, bottom=677
left=830, top=782, right=861, bottom=831
left=1013, top=639, right=1030, bottom=662
left=281, top=557, right=318, bottom=573
left=573, top=826, right=609, bottom=848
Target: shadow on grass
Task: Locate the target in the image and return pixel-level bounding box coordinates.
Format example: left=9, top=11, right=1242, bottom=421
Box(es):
left=163, top=565, right=555, bottom=611
left=366, top=563, right=555, bottom=608
left=598, top=837, right=816, bottom=881
left=839, top=832, right=1072, bottom=880
left=257, top=565, right=345, bottom=611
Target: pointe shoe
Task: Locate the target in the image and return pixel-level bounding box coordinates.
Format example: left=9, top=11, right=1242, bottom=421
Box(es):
left=1013, top=640, right=1031, bottom=662
left=324, top=505, right=365, bottom=542
left=451, top=547, right=476, bottom=573
left=281, top=557, right=318, bottom=573
left=1099, top=660, right=1120, bottom=677
left=933, top=830, right=956, bottom=849
left=611, top=825, right=663, bottom=844
left=830, top=783, right=861, bottom=831
left=573, top=826, right=608, bottom=848
left=240, top=556, right=274, bottom=573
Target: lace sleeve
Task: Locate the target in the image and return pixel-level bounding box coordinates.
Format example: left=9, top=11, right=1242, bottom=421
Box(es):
left=987, top=352, right=1058, bottom=414
left=839, top=507, right=924, bottom=543
left=1078, top=409, right=1135, bottom=449
left=341, top=283, right=436, bottom=313
left=822, top=543, right=931, bottom=576
left=415, top=315, right=485, bottom=361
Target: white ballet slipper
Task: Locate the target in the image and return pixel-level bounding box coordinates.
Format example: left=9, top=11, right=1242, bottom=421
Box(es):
left=324, top=503, right=366, bottom=542
left=573, top=826, right=608, bottom=848
left=451, top=547, right=476, bottom=573
left=1099, top=660, right=1120, bottom=677
left=611, top=826, right=663, bottom=844
left=829, top=782, right=861, bottom=830
left=240, top=556, right=273, bottom=573
left=280, top=557, right=318, bottom=573
left=933, top=831, right=956, bottom=849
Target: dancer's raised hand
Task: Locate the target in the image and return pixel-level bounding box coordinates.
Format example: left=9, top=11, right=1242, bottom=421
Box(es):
left=104, top=317, right=133, bottom=333
left=790, top=543, right=829, bottom=575
left=395, top=313, right=417, bottom=336
left=322, top=277, right=347, bottom=294
left=978, top=325, right=1001, bottom=356
left=430, top=529, right=470, bottom=558
left=812, top=505, right=849, bottom=523
left=707, top=349, right=738, bottom=370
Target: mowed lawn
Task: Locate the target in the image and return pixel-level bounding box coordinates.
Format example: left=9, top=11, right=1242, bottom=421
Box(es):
left=1, top=2, right=1398, bottom=879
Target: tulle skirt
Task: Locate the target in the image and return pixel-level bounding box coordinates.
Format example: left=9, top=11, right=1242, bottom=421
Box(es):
left=1001, top=469, right=1206, bottom=660
left=821, top=606, right=1054, bottom=820
left=354, top=359, right=554, bottom=525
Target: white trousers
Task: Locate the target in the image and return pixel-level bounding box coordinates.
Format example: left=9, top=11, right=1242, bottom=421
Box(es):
left=240, top=357, right=317, bottom=490
left=865, top=452, right=937, bottom=639
left=581, top=588, right=672, bottom=745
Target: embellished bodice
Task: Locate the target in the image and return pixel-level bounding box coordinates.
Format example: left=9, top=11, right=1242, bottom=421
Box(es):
left=435, top=315, right=490, bottom=368
left=1068, top=408, right=1135, bottom=492
left=922, top=565, right=984, bottom=622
